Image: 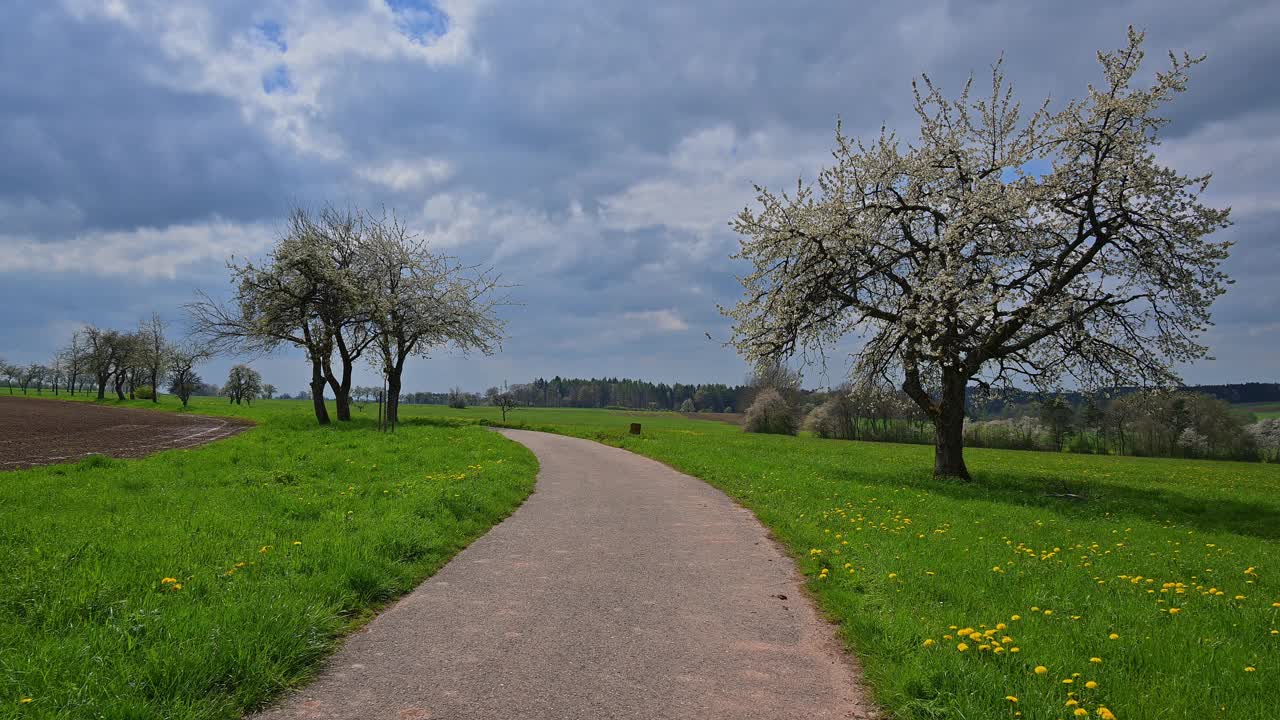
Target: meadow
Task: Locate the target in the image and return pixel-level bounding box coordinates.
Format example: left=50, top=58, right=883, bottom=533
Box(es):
left=407, top=403, right=1280, bottom=720
left=0, top=396, right=538, bottom=719
left=1233, top=402, right=1280, bottom=421
left=4, top=396, right=1278, bottom=719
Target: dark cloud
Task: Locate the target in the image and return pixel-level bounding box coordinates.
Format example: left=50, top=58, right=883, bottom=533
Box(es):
left=1, top=0, right=1276, bottom=391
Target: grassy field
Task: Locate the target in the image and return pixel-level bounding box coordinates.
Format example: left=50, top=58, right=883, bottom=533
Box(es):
left=0, top=396, right=538, bottom=719
left=1232, top=402, right=1280, bottom=421
left=408, top=403, right=1280, bottom=720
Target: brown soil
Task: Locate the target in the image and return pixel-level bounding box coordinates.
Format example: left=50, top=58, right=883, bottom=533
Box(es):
left=0, top=396, right=251, bottom=471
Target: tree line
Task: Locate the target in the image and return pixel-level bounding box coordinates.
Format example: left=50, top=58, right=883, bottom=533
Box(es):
left=740, top=378, right=1280, bottom=463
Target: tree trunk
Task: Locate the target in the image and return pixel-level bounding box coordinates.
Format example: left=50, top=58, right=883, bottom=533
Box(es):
left=386, top=372, right=402, bottom=425
left=150, top=369, right=159, bottom=402
left=323, top=357, right=353, bottom=422
left=933, top=374, right=971, bottom=480
left=309, top=360, right=331, bottom=425
left=97, top=376, right=107, bottom=400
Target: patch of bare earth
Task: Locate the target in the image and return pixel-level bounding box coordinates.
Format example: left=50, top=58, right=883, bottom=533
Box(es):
left=0, top=396, right=251, bottom=470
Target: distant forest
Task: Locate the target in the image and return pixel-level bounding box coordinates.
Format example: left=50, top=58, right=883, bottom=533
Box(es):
left=390, top=378, right=1280, bottom=414
left=399, top=377, right=753, bottom=413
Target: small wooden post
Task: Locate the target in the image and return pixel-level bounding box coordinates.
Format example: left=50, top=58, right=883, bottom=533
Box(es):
left=629, top=423, right=641, bottom=435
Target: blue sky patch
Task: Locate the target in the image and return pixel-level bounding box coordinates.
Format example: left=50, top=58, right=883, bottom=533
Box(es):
left=262, top=64, right=293, bottom=94
left=255, top=20, right=286, bottom=52
left=385, top=0, right=449, bottom=43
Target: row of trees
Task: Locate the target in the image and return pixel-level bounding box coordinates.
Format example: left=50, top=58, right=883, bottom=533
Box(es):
left=1, top=317, right=208, bottom=405
left=188, top=206, right=504, bottom=425
left=477, top=376, right=753, bottom=413
left=2, top=321, right=278, bottom=411
left=742, top=379, right=1278, bottom=463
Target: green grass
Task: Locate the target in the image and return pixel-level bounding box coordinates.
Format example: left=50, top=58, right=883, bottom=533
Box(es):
left=409, top=403, right=1280, bottom=720
left=0, top=396, right=538, bottom=719
left=1231, top=402, right=1280, bottom=421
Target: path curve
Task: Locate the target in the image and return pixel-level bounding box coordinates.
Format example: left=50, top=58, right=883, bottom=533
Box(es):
left=252, top=429, right=874, bottom=719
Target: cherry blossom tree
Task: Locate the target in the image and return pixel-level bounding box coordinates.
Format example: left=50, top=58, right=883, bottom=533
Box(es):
left=726, top=29, right=1232, bottom=479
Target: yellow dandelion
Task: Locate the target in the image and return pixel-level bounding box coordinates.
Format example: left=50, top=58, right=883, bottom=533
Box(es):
left=1168, top=608, right=1181, bottom=615
left=172, top=583, right=183, bottom=590
left=922, top=639, right=936, bottom=648
left=1034, top=665, right=1048, bottom=675
left=161, top=577, right=177, bottom=584
left=292, top=540, right=302, bottom=546
left=1098, top=707, right=1117, bottom=720
left=1011, top=614, right=1021, bottom=621
left=1074, top=709, right=1089, bottom=717
left=1108, top=633, right=1120, bottom=640
left=1090, top=657, right=1102, bottom=663
left=957, top=643, right=969, bottom=652
left=1005, top=696, right=1018, bottom=703
left=1066, top=699, right=1079, bottom=707
left=1245, top=666, right=1256, bottom=672
left=1085, top=681, right=1098, bottom=689
left=1010, top=647, right=1021, bottom=653
left=20, top=698, right=33, bottom=704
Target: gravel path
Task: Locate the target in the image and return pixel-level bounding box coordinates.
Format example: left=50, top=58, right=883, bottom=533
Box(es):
left=252, top=428, right=874, bottom=719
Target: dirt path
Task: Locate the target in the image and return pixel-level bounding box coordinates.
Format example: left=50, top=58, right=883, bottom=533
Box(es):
left=252, top=429, right=874, bottom=720
left=0, top=396, right=251, bottom=470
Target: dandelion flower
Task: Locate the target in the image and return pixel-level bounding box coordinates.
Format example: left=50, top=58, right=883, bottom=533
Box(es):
left=1034, top=666, right=1048, bottom=675
left=1074, top=709, right=1089, bottom=717
left=1245, top=666, right=1256, bottom=672
left=1108, top=633, right=1120, bottom=640
left=161, top=577, right=177, bottom=584
left=1168, top=608, right=1181, bottom=615
left=20, top=698, right=32, bottom=704
left=1098, top=707, right=1117, bottom=720
left=172, top=583, right=183, bottom=590
left=1005, top=696, right=1018, bottom=703
left=1011, top=615, right=1021, bottom=621
left=1090, top=657, right=1102, bottom=664
left=922, top=639, right=935, bottom=648
left=292, top=540, right=302, bottom=546
left=1085, top=681, right=1098, bottom=689
left=957, top=643, right=969, bottom=652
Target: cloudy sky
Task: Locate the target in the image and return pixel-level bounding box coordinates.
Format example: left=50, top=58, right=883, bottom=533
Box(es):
left=2, top=0, right=1277, bottom=394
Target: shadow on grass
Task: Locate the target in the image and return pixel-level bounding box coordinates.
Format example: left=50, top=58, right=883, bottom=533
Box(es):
left=827, top=460, right=1280, bottom=541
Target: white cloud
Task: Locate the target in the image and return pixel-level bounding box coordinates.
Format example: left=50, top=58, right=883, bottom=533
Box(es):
left=357, top=157, right=454, bottom=190
left=622, top=309, right=689, bottom=332
left=61, top=0, right=483, bottom=158
left=0, top=219, right=274, bottom=279
left=599, top=125, right=825, bottom=241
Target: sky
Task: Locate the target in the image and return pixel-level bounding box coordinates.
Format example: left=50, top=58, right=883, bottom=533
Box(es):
left=1, top=0, right=1278, bottom=395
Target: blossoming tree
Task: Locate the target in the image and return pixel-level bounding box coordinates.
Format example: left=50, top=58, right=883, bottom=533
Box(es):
left=725, top=29, right=1232, bottom=479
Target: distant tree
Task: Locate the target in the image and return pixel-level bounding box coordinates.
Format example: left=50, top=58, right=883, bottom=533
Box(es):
left=726, top=30, right=1231, bottom=478
left=0, top=360, right=15, bottom=394
left=139, top=314, right=168, bottom=404
left=167, top=345, right=209, bottom=409
left=1039, top=396, right=1075, bottom=451
left=743, top=388, right=798, bottom=435
left=485, top=382, right=518, bottom=422
left=223, top=364, right=263, bottom=405
left=678, top=398, right=695, bottom=413
left=447, top=387, right=468, bottom=409
left=261, top=383, right=276, bottom=400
